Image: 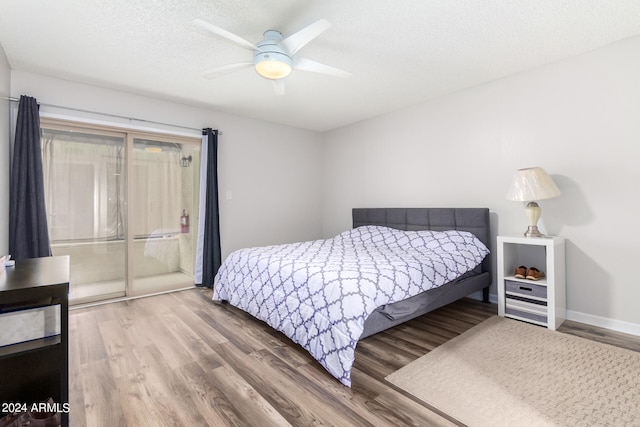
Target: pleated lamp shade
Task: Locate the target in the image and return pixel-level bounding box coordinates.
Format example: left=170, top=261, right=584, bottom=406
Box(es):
left=506, top=167, right=560, bottom=202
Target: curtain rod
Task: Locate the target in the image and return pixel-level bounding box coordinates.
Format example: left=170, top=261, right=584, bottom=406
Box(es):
left=4, top=96, right=219, bottom=134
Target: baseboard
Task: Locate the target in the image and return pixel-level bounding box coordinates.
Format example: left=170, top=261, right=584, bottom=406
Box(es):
left=467, top=291, right=640, bottom=337
left=566, top=309, right=640, bottom=337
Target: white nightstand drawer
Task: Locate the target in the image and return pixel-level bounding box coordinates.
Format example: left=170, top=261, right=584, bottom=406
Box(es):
left=505, top=280, right=547, bottom=300
left=506, top=296, right=547, bottom=314
left=505, top=307, right=548, bottom=324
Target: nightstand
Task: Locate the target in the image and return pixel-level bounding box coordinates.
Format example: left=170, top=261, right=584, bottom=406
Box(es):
left=497, top=235, right=566, bottom=330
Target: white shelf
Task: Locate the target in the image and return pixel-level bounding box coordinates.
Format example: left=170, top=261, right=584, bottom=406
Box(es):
left=497, top=235, right=566, bottom=330
left=503, top=275, right=548, bottom=286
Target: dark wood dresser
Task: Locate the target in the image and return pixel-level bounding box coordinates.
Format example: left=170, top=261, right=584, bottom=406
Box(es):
left=0, top=256, right=69, bottom=426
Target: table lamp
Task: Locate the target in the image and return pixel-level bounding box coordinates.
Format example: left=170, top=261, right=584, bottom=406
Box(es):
left=506, top=167, right=560, bottom=237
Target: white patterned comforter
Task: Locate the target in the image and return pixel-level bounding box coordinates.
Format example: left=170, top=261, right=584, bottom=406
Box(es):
left=213, top=225, right=489, bottom=386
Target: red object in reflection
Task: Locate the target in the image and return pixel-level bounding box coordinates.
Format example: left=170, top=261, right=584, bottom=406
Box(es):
left=180, top=210, right=189, bottom=233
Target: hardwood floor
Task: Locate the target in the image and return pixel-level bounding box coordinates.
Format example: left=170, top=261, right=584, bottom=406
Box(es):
left=68, top=289, right=640, bottom=426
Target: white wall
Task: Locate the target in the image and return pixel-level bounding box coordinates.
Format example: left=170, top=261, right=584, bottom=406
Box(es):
left=0, top=45, right=10, bottom=255
left=5, top=35, right=640, bottom=334
left=322, top=35, right=640, bottom=333
left=10, top=71, right=324, bottom=261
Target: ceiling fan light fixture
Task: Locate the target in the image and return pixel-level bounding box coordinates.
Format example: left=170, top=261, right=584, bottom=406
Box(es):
left=195, top=19, right=349, bottom=89
left=254, top=55, right=292, bottom=79
left=254, top=30, right=292, bottom=80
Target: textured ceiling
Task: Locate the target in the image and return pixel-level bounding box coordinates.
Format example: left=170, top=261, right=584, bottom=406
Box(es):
left=1, top=1, right=640, bottom=132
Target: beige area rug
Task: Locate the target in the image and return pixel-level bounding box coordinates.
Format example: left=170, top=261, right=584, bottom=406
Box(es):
left=386, top=316, right=640, bottom=427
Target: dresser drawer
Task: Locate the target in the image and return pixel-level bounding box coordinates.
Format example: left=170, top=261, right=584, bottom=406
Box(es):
left=505, top=280, right=547, bottom=300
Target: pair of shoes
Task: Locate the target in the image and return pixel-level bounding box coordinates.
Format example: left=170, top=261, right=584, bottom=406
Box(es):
left=526, top=267, right=545, bottom=281
left=514, top=265, right=527, bottom=279
left=513, top=266, right=545, bottom=281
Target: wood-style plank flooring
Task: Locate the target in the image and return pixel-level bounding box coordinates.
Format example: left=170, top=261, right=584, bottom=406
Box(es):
left=68, top=288, right=640, bottom=426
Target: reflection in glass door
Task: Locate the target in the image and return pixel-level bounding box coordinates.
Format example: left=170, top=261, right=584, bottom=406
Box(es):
left=41, top=126, right=127, bottom=303
left=41, top=119, right=200, bottom=304
left=129, top=137, right=200, bottom=296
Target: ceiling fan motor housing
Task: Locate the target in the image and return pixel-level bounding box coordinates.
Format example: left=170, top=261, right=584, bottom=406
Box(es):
left=254, top=30, right=293, bottom=79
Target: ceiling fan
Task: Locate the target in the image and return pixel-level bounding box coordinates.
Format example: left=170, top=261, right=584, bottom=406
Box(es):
left=192, top=18, right=351, bottom=95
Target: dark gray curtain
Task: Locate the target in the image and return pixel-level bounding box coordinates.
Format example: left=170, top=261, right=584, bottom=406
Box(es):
left=198, top=128, right=221, bottom=287
left=9, top=95, right=51, bottom=260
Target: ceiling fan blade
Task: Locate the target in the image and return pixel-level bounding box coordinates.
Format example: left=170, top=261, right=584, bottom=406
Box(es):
left=202, top=62, right=254, bottom=79
left=192, top=19, right=257, bottom=51
left=272, top=79, right=286, bottom=96
left=282, top=19, right=331, bottom=56
left=293, top=57, right=351, bottom=78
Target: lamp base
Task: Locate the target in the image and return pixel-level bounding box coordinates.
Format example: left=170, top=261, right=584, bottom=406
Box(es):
left=524, top=226, right=544, bottom=238
left=523, top=201, right=544, bottom=237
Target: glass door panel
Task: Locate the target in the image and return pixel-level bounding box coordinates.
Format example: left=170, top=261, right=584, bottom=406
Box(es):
left=130, top=137, right=200, bottom=296
left=41, top=126, right=127, bottom=304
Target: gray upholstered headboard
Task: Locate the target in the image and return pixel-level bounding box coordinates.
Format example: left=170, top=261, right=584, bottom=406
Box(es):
left=352, top=208, right=492, bottom=277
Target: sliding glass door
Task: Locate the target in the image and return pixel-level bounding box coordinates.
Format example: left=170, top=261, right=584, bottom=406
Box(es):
left=41, top=126, right=127, bottom=302
left=41, top=119, right=200, bottom=304
left=129, top=137, right=200, bottom=296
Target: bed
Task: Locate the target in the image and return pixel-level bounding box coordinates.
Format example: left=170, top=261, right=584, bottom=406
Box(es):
left=213, top=207, right=492, bottom=386
left=355, top=208, right=492, bottom=338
